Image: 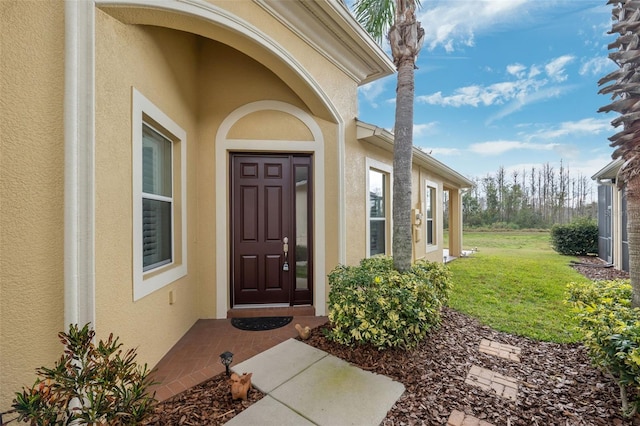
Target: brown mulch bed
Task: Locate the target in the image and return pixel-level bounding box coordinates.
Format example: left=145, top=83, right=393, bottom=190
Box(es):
left=145, top=257, right=636, bottom=425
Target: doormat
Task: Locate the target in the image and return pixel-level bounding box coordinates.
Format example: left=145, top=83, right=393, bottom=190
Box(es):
left=230, top=316, right=293, bottom=331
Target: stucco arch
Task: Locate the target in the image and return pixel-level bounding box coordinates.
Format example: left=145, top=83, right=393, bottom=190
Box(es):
left=96, top=0, right=340, bottom=123
left=215, top=101, right=327, bottom=317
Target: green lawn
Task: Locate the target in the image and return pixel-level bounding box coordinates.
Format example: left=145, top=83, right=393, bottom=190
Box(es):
left=446, top=231, right=591, bottom=343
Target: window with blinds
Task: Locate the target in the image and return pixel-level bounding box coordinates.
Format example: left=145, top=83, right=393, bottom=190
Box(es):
left=369, top=169, right=387, bottom=256
left=142, top=123, right=173, bottom=271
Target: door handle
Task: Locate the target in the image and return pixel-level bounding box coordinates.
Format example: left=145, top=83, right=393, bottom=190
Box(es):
left=283, top=237, right=289, bottom=271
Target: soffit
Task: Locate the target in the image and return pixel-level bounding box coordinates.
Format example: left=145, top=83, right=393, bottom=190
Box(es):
left=255, top=0, right=395, bottom=85
left=96, top=0, right=338, bottom=121
left=591, top=158, right=623, bottom=181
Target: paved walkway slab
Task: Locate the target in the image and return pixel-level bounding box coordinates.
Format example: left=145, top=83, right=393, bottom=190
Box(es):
left=230, top=338, right=405, bottom=425
left=271, top=353, right=405, bottom=426
left=232, top=338, right=327, bottom=393
left=479, top=339, right=521, bottom=362
left=225, top=396, right=315, bottom=426
left=447, top=410, right=494, bottom=426
left=465, top=365, right=518, bottom=401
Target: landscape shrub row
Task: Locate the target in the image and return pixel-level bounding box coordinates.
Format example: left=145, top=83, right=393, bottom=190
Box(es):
left=326, top=257, right=452, bottom=349
left=551, top=218, right=598, bottom=256
left=566, top=279, right=640, bottom=418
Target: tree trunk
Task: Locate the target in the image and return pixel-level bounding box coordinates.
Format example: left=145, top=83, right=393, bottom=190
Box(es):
left=627, top=174, right=640, bottom=307
left=392, top=56, right=415, bottom=273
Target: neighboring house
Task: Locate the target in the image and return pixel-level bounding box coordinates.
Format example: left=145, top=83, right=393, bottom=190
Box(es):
left=592, top=159, right=629, bottom=271
left=1, top=0, right=472, bottom=410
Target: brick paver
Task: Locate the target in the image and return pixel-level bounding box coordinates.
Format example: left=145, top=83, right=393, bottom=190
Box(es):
left=465, top=365, right=518, bottom=401
left=447, top=410, right=495, bottom=426
left=479, top=339, right=521, bottom=362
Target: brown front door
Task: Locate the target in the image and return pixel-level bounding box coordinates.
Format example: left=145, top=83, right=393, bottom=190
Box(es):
left=230, top=154, right=312, bottom=305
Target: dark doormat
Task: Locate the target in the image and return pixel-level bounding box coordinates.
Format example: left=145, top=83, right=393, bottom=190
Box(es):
left=230, top=316, right=293, bottom=331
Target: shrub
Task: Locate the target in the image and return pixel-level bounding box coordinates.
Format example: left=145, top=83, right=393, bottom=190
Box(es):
left=326, top=257, right=452, bottom=349
left=12, top=323, right=156, bottom=425
left=551, top=217, right=598, bottom=256
left=566, top=280, right=640, bottom=418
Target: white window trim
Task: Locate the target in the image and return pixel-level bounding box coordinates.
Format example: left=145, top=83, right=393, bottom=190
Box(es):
left=425, top=179, right=439, bottom=252
left=132, top=88, right=187, bottom=301
left=365, top=158, right=392, bottom=258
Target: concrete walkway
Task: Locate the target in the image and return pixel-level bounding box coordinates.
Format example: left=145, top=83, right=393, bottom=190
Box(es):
left=225, top=338, right=405, bottom=426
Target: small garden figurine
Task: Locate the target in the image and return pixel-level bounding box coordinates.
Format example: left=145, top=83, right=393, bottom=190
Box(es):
left=229, top=372, right=253, bottom=400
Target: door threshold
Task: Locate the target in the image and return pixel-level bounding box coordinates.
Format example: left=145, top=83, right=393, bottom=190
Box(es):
left=232, top=303, right=290, bottom=309
left=227, top=305, right=315, bottom=318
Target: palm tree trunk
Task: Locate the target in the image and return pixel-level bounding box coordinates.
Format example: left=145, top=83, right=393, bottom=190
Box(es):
left=627, top=174, right=640, bottom=307
left=392, top=56, right=415, bottom=273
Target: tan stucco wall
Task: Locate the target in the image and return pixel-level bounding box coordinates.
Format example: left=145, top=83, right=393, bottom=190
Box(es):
left=0, top=1, right=66, bottom=411
left=94, top=5, right=351, bottom=362
left=1, top=0, right=369, bottom=404
left=344, top=139, right=447, bottom=265
left=94, top=14, right=202, bottom=368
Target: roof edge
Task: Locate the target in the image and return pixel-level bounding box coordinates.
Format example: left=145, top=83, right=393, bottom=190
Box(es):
left=591, top=158, right=623, bottom=181
left=356, top=120, right=474, bottom=189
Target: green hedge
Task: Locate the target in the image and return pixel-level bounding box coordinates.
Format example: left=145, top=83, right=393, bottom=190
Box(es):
left=566, top=280, right=640, bottom=417
left=326, top=257, right=452, bottom=349
left=551, top=217, right=598, bottom=256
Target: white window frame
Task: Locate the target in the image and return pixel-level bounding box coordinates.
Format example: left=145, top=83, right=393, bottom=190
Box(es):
left=132, top=88, right=187, bottom=301
left=366, top=158, right=392, bottom=257
left=425, top=180, right=438, bottom=251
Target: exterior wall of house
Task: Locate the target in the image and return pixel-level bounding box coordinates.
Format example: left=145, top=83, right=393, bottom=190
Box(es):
left=93, top=4, right=352, bottom=364
left=416, top=167, right=445, bottom=263
left=1, top=1, right=67, bottom=410
left=93, top=13, right=202, bottom=368
left=343, top=140, right=448, bottom=265
left=593, top=159, right=629, bottom=272
left=2, top=0, right=468, bottom=413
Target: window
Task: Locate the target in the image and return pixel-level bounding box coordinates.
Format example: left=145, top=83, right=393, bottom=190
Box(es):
left=425, top=182, right=437, bottom=247
left=366, top=159, right=392, bottom=257
left=142, top=124, right=173, bottom=270
left=133, top=89, right=187, bottom=301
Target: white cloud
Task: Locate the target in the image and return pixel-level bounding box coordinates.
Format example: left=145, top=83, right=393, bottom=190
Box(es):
left=579, top=56, right=614, bottom=76
left=417, top=57, right=574, bottom=118
left=418, top=0, right=532, bottom=52
left=507, top=63, right=526, bottom=78
left=527, top=118, right=612, bottom=140
left=486, top=85, right=569, bottom=124
left=414, top=122, right=438, bottom=136
left=528, top=65, right=541, bottom=78
left=417, top=79, right=536, bottom=108
left=358, top=79, right=388, bottom=108
left=544, top=55, right=575, bottom=82
left=469, top=140, right=560, bottom=155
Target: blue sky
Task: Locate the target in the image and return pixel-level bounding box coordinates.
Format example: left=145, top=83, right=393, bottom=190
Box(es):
left=354, top=0, right=619, bottom=187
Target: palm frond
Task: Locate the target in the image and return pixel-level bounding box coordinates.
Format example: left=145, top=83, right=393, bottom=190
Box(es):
left=353, top=0, right=396, bottom=43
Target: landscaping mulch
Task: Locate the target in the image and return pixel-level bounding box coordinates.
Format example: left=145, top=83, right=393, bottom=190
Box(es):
left=145, top=259, right=637, bottom=425
left=142, top=374, right=264, bottom=425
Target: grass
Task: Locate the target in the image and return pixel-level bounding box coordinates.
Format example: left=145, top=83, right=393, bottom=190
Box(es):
left=446, top=231, right=591, bottom=343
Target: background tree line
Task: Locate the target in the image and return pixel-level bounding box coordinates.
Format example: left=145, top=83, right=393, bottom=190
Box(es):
left=446, top=161, right=597, bottom=229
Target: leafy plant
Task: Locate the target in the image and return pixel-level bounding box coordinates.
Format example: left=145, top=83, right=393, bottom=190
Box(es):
left=566, top=280, right=640, bottom=418
left=12, top=323, right=156, bottom=425
left=550, top=217, right=598, bottom=256
left=326, top=257, right=451, bottom=349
